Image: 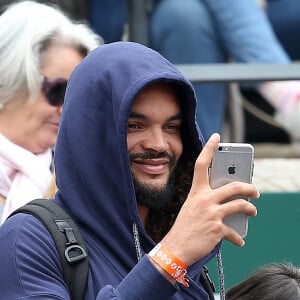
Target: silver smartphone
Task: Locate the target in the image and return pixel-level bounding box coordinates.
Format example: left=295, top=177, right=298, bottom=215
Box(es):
left=209, top=143, right=254, bottom=238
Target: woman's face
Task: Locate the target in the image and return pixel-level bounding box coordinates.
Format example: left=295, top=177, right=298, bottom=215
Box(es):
left=4, top=44, right=84, bottom=154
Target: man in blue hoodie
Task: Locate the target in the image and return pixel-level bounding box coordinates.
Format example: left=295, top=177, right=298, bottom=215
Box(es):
left=0, top=42, right=259, bottom=299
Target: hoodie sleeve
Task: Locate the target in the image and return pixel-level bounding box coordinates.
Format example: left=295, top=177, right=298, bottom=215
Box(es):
left=0, top=214, right=177, bottom=300
left=0, top=213, right=213, bottom=299
left=96, top=255, right=179, bottom=299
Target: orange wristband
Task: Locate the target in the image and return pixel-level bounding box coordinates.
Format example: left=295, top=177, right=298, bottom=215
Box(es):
left=148, top=243, right=189, bottom=287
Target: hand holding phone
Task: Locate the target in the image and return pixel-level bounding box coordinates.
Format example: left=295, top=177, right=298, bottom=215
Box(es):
left=209, top=143, right=254, bottom=237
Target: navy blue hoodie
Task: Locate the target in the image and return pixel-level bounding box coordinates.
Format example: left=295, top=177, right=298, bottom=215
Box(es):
left=0, top=42, right=219, bottom=299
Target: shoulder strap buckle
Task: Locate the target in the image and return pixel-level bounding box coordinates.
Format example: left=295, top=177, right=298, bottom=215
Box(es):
left=55, top=220, right=87, bottom=263
left=65, top=244, right=87, bottom=263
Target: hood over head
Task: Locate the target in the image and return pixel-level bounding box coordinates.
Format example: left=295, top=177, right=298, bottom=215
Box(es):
left=54, top=41, right=204, bottom=260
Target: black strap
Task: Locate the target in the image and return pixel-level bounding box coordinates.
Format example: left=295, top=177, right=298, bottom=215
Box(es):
left=9, top=199, right=88, bottom=300
left=200, top=266, right=216, bottom=300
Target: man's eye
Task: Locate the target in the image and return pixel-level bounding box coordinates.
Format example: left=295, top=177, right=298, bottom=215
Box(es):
left=165, top=124, right=181, bottom=133
left=127, top=122, right=141, bottom=131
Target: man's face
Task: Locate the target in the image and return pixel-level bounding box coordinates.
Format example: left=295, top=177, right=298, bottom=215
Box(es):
left=127, top=82, right=183, bottom=200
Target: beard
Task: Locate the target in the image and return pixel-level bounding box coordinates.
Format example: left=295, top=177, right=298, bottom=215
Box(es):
left=130, top=151, right=177, bottom=210
left=132, top=172, right=177, bottom=210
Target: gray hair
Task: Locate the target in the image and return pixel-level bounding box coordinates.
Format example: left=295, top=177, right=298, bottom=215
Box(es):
left=0, top=0, right=102, bottom=106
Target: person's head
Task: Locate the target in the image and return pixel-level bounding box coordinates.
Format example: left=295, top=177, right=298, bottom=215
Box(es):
left=226, top=262, right=300, bottom=300
left=54, top=42, right=203, bottom=245
left=127, top=80, right=199, bottom=239
left=0, top=0, right=102, bottom=154
left=128, top=82, right=183, bottom=208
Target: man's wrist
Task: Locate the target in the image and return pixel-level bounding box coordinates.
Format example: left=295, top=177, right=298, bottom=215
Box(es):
left=148, top=254, right=177, bottom=285
left=148, top=243, right=189, bottom=287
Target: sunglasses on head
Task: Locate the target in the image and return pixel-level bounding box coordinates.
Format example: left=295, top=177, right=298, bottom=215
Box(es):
left=41, top=76, right=68, bottom=107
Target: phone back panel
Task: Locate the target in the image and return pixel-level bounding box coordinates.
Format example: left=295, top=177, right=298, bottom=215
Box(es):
left=209, top=143, right=254, bottom=237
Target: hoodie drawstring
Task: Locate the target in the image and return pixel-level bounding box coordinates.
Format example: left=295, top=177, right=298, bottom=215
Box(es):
left=133, top=222, right=142, bottom=261
left=217, top=249, right=226, bottom=300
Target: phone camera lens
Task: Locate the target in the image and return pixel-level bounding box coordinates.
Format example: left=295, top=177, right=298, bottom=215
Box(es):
left=218, top=146, right=223, bottom=151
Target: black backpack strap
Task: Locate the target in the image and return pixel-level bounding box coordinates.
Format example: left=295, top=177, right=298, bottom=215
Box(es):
left=200, top=266, right=216, bottom=300
left=9, top=198, right=88, bottom=300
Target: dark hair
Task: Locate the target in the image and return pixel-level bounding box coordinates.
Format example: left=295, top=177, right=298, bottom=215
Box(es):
left=226, top=262, right=300, bottom=300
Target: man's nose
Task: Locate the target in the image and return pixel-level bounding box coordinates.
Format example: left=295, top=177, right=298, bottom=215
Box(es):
left=142, top=128, right=168, bottom=152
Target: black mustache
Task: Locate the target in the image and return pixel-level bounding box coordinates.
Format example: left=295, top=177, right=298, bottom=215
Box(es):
left=129, top=151, right=172, bottom=160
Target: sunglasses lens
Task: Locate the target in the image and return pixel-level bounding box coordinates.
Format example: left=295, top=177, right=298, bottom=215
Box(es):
left=42, top=77, right=67, bottom=106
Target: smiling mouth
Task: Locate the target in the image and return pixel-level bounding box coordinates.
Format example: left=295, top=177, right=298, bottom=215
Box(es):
left=134, top=158, right=169, bottom=165
left=133, top=159, right=169, bottom=174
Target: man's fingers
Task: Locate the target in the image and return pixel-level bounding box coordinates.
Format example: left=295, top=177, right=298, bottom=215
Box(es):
left=211, top=181, right=260, bottom=204
left=224, top=226, right=246, bottom=247
left=192, top=133, right=220, bottom=189
left=221, top=200, right=257, bottom=247
left=221, top=198, right=258, bottom=218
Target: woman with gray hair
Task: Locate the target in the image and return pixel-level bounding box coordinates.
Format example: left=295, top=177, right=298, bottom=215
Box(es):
left=0, top=0, right=102, bottom=224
